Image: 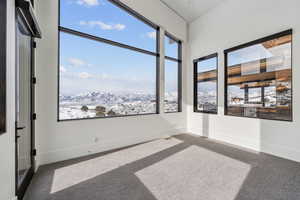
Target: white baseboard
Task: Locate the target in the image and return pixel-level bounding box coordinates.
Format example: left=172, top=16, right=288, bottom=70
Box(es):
left=209, top=131, right=261, bottom=152
left=188, top=130, right=300, bottom=163
left=187, top=130, right=260, bottom=152
left=37, top=129, right=183, bottom=166
left=11, top=196, right=18, bottom=200
left=261, top=142, right=300, bottom=163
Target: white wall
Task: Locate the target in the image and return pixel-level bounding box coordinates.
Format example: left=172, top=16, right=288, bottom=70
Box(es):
left=188, top=0, right=300, bottom=162
left=35, top=0, right=187, bottom=166
left=0, top=0, right=16, bottom=199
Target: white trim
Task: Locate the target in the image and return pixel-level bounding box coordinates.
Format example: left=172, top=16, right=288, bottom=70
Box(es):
left=261, top=142, right=300, bottom=163
left=189, top=130, right=300, bottom=163
left=209, top=131, right=261, bottom=152
left=11, top=196, right=18, bottom=200
left=37, top=129, right=184, bottom=166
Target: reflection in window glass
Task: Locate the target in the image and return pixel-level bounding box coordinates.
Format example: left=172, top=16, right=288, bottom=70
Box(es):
left=226, top=31, right=292, bottom=121
left=59, top=32, right=157, bottom=120
left=194, top=54, right=218, bottom=114
left=60, top=0, right=157, bottom=52
left=164, top=60, right=178, bottom=113
left=164, top=35, right=178, bottom=58
left=248, top=88, right=262, bottom=103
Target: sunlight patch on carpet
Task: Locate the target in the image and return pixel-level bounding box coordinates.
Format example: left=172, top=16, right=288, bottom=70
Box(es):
left=50, top=138, right=182, bottom=193
left=136, top=145, right=251, bottom=200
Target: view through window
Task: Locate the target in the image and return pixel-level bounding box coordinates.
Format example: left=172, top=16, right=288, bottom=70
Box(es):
left=194, top=54, right=218, bottom=114
left=59, top=0, right=159, bottom=120
left=164, top=34, right=182, bottom=113
left=225, top=30, right=293, bottom=121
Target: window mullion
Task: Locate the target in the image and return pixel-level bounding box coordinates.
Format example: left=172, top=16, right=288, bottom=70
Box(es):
left=159, top=27, right=165, bottom=114
left=59, top=26, right=158, bottom=57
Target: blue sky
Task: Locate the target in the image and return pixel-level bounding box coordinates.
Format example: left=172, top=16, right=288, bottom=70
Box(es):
left=197, top=57, right=217, bottom=73
left=197, top=57, right=217, bottom=97
left=60, top=0, right=179, bottom=95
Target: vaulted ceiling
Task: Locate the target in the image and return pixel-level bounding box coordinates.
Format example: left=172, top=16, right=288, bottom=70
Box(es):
left=160, top=0, right=226, bottom=22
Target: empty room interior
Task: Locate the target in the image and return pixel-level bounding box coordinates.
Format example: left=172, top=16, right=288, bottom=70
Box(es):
left=1, top=0, right=300, bottom=199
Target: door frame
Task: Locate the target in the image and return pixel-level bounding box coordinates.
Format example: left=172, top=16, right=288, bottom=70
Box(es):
left=15, top=15, right=36, bottom=200
left=0, top=0, right=7, bottom=134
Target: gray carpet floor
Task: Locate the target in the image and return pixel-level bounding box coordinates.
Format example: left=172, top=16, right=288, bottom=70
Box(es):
left=24, top=134, right=300, bottom=200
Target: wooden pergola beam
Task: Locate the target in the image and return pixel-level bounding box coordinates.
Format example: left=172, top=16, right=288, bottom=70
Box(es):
left=197, top=70, right=217, bottom=82
left=227, top=69, right=291, bottom=85
left=262, top=35, right=292, bottom=49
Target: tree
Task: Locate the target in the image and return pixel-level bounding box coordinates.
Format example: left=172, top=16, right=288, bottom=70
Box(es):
left=107, top=109, right=117, bottom=116
left=81, top=105, right=89, bottom=112
left=95, top=106, right=106, bottom=113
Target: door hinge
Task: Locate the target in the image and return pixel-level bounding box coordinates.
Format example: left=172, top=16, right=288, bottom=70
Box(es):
left=32, top=41, right=37, bottom=48
left=32, top=77, right=37, bottom=84
left=32, top=149, right=37, bottom=156
left=32, top=113, right=37, bottom=120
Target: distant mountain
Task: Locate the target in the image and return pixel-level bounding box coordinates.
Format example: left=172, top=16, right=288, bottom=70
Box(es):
left=60, top=91, right=178, bottom=106
left=60, top=91, right=156, bottom=106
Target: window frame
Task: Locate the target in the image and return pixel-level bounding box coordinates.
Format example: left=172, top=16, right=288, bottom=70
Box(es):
left=57, top=0, right=160, bottom=122
left=193, top=53, right=218, bottom=114
left=164, top=31, right=182, bottom=113
left=224, top=29, right=293, bottom=122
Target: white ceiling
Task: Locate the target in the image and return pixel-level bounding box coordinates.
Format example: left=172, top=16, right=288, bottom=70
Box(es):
left=160, top=0, right=226, bottom=22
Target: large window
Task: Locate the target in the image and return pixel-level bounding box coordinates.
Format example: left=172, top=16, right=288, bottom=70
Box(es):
left=59, top=0, right=159, bottom=121
left=194, top=54, right=218, bottom=114
left=225, top=30, right=293, bottom=121
left=164, top=33, right=182, bottom=113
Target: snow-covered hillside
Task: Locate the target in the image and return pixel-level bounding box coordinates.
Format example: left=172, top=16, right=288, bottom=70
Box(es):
left=59, top=91, right=178, bottom=120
